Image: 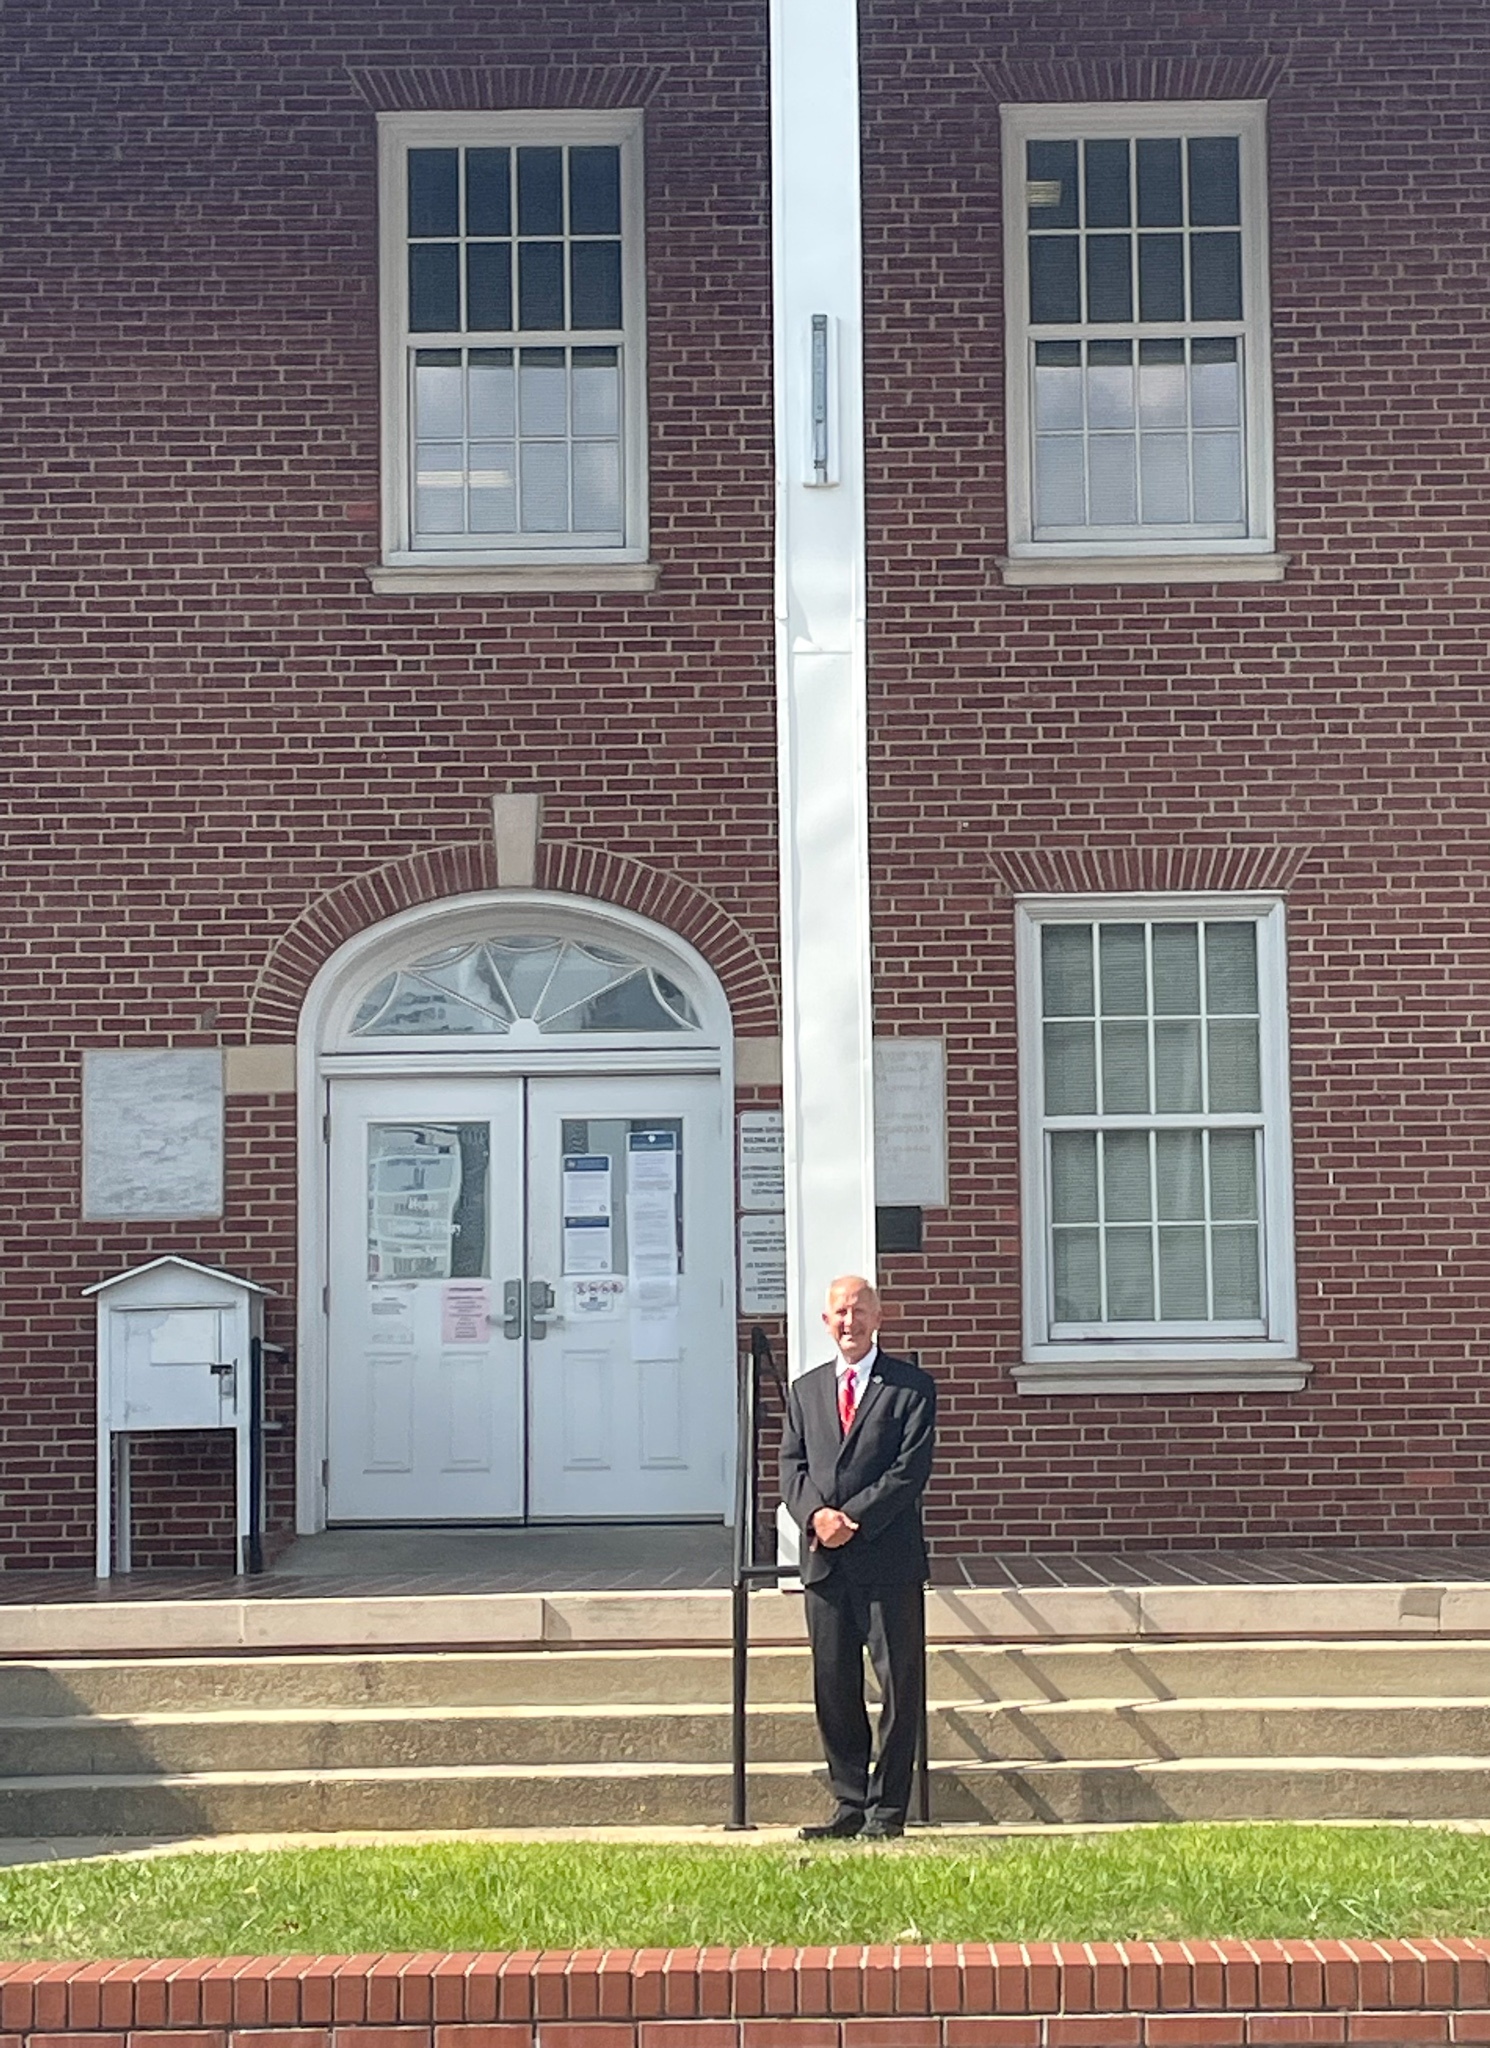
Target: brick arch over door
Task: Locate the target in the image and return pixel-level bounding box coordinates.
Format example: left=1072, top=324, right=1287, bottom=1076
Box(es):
left=246, top=840, right=779, bottom=1041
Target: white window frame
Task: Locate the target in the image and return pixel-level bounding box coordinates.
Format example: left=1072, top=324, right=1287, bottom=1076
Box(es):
left=374, top=110, right=652, bottom=592
left=1015, top=893, right=1305, bottom=1395
left=1000, top=102, right=1282, bottom=587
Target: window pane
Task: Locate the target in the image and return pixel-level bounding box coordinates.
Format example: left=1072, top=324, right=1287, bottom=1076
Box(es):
left=414, top=355, right=464, bottom=438
left=1083, top=138, right=1130, bottom=227
left=1209, top=1130, right=1258, bottom=1220
left=1036, top=436, right=1086, bottom=525
left=1103, top=1130, right=1151, bottom=1221
left=518, top=348, right=567, bottom=435
left=1159, top=1226, right=1208, bottom=1318
left=1190, top=232, right=1243, bottom=320
left=1140, top=432, right=1189, bottom=522
left=1156, top=1130, right=1204, bottom=1220
left=467, top=243, right=512, bottom=331
left=1087, top=340, right=1134, bottom=428
left=570, top=146, right=621, bottom=233
left=1027, top=139, right=1078, bottom=226
left=517, top=146, right=563, bottom=234
left=1051, top=1132, right=1098, bottom=1223
left=1088, top=437, right=1137, bottom=524
left=1152, top=923, right=1200, bottom=1013
left=1138, top=234, right=1184, bottom=321
left=468, top=444, right=516, bottom=532
left=1030, top=237, right=1080, bottom=323
left=1213, top=1225, right=1262, bottom=1318
left=572, top=348, right=620, bottom=435
left=1099, top=924, right=1147, bottom=1014
left=409, top=244, right=460, bottom=331
left=1154, top=1019, right=1202, bottom=1112
left=571, top=241, right=622, bottom=328
left=520, top=439, right=568, bottom=531
left=518, top=242, right=565, bottom=328
left=1206, top=923, right=1259, bottom=1011
left=1044, top=1021, right=1097, bottom=1114
left=1138, top=341, right=1187, bottom=427
left=1136, top=137, right=1182, bottom=226
left=572, top=439, right=622, bottom=531
left=1192, top=339, right=1241, bottom=425
left=1085, top=234, right=1132, bottom=321
left=1053, top=1228, right=1101, bottom=1321
left=414, top=460, right=464, bottom=534
left=367, top=1122, right=490, bottom=1282
left=1208, top=1019, right=1262, bottom=1113
left=1188, top=136, right=1241, bottom=225
left=1035, top=343, right=1084, bottom=429
left=408, top=149, right=459, bottom=236
left=1042, top=924, right=1094, bottom=1016
left=466, top=148, right=511, bottom=236
left=1194, top=433, right=1244, bottom=523
left=468, top=350, right=516, bottom=436
left=1101, top=1020, right=1150, bottom=1114
left=1106, top=1228, right=1155, bottom=1319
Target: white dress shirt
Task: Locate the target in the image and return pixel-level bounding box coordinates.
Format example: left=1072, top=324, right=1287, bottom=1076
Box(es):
left=836, top=1343, right=878, bottom=1420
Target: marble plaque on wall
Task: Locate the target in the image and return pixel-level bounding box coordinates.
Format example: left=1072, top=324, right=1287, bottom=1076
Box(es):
left=873, top=1037, right=948, bottom=1208
left=82, top=1050, right=225, bottom=1220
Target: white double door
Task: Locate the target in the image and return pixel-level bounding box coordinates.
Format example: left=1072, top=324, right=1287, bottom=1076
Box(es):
left=326, top=1071, right=731, bottom=1521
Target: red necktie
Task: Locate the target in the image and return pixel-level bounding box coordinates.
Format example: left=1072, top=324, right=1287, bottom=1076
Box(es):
left=838, top=1371, right=856, bottom=1435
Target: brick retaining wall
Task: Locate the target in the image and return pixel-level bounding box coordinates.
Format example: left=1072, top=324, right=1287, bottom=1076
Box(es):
left=4, top=1944, right=1490, bottom=2048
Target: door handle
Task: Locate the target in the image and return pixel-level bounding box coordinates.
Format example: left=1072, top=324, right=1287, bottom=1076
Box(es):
left=528, top=1279, right=564, bottom=1341
left=502, top=1279, right=524, bottom=1340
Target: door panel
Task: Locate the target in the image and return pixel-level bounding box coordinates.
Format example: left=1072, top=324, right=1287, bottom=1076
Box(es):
left=328, top=1079, right=525, bottom=1521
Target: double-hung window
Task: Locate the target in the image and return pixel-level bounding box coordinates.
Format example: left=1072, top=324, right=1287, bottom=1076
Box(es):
left=1016, top=897, right=1302, bottom=1392
left=376, top=111, right=650, bottom=589
left=1000, top=103, right=1279, bottom=583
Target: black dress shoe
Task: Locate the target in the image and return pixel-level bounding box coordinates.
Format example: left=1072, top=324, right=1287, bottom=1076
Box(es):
left=860, top=1819, right=904, bottom=1840
left=799, top=1811, right=865, bottom=1840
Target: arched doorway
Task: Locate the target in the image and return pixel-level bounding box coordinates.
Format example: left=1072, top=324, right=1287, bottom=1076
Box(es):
left=295, top=893, right=735, bottom=1530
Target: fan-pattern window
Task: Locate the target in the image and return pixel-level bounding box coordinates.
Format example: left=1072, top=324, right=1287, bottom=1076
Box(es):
left=351, top=936, right=700, bottom=1038
left=1019, top=898, right=1295, bottom=1366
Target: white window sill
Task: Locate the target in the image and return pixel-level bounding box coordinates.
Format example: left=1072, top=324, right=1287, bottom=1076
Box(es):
left=998, top=552, right=1290, bottom=588
left=367, top=562, right=662, bottom=596
left=1015, top=1356, right=1313, bottom=1396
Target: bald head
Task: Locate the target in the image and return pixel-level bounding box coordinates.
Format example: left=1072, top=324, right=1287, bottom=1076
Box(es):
left=823, top=1274, right=881, bottom=1364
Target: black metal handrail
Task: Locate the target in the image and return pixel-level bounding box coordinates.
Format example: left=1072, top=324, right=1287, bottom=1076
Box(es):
left=727, top=1325, right=930, bottom=1831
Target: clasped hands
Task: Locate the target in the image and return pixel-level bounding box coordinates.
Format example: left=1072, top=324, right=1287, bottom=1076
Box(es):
left=809, top=1506, right=860, bottom=1549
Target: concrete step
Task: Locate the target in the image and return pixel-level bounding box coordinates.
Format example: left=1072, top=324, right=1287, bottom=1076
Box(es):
left=17, top=1695, right=1490, bottom=1777
left=7, top=1756, right=1490, bottom=1837
left=14, top=1638, right=1490, bottom=1716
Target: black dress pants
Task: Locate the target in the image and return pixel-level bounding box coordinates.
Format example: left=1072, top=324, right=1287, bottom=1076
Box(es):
left=803, top=1571, right=925, bottom=1824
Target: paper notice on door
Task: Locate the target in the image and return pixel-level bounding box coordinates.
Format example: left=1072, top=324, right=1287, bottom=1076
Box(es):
left=562, top=1154, right=612, bottom=1218
left=563, top=1215, right=614, bottom=1274
left=626, top=1132, right=679, bottom=1280
left=368, top=1283, right=417, bottom=1345
left=567, top=1276, right=626, bottom=1318
left=441, top=1280, right=490, bottom=1345
left=631, top=1275, right=681, bottom=1360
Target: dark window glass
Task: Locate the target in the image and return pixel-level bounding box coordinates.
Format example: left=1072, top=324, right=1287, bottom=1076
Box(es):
left=1085, top=234, right=1133, bottom=321
left=1035, top=338, right=1082, bottom=367
left=518, top=241, right=566, bottom=328
left=1188, top=136, right=1241, bottom=225
left=1190, top=232, right=1243, bottom=319
left=1084, top=138, right=1130, bottom=227
left=1138, top=234, right=1184, bottom=321
left=1192, top=335, right=1238, bottom=365
left=1029, top=237, right=1080, bottom=323
left=1090, top=337, right=1133, bottom=365
left=1136, top=138, right=1183, bottom=225
left=570, top=242, right=621, bottom=328
left=1027, top=139, right=1078, bottom=226
left=409, top=243, right=460, bottom=330
left=408, top=149, right=459, bottom=237
left=518, top=147, right=564, bottom=234
left=1138, top=337, right=1185, bottom=364
left=570, top=146, right=621, bottom=233
left=467, top=243, right=512, bottom=330
left=466, top=148, right=511, bottom=236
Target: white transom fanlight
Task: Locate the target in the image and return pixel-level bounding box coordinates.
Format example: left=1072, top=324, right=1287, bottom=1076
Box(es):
left=350, top=932, right=702, bottom=1040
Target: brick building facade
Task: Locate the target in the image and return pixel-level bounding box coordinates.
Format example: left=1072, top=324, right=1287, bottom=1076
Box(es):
left=4, top=0, right=1488, bottom=1570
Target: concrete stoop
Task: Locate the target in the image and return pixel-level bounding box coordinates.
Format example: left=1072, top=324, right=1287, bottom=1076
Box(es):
left=8, top=1619, right=1490, bottom=1836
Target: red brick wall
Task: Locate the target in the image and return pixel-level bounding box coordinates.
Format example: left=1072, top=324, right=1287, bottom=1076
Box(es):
left=5, top=0, right=1490, bottom=1564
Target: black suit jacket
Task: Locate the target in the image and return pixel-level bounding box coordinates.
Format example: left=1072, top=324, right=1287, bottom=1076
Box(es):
left=780, top=1350, right=936, bottom=1588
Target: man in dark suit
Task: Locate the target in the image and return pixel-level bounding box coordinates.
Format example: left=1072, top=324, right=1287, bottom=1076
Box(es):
left=780, top=1274, right=937, bottom=1841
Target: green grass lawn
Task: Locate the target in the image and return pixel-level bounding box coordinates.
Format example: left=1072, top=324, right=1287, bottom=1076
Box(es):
left=5, top=1825, right=1490, bottom=1959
